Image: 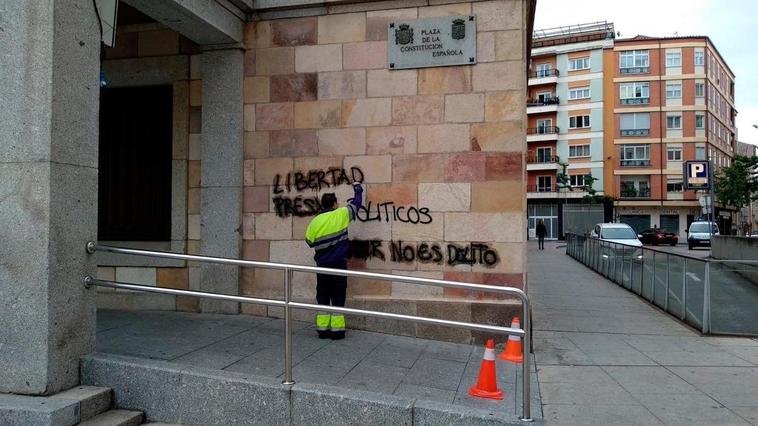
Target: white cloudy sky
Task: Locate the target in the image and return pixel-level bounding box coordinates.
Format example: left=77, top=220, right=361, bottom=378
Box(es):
left=534, top=0, right=758, bottom=146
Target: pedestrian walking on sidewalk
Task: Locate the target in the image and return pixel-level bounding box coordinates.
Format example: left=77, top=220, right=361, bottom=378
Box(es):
left=305, top=183, right=363, bottom=340
left=536, top=219, right=547, bottom=250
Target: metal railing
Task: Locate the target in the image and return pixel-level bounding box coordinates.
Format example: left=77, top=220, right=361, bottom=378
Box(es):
left=84, top=242, right=534, bottom=422
left=527, top=126, right=560, bottom=135
left=527, top=97, right=560, bottom=106
left=529, top=69, right=559, bottom=79
left=565, top=234, right=758, bottom=336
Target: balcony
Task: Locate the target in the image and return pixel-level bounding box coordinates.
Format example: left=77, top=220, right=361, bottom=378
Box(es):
left=619, top=159, right=651, bottom=167
left=527, top=155, right=560, bottom=171
left=620, top=129, right=650, bottom=137
left=620, top=97, right=650, bottom=105
left=527, top=97, right=560, bottom=114
left=527, top=184, right=557, bottom=193
left=620, top=66, right=649, bottom=75
left=527, top=126, right=560, bottom=142
left=527, top=155, right=560, bottom=164
left=528, top=69, right=559, bottom=86
left=619, top=188, right=651, bottom=199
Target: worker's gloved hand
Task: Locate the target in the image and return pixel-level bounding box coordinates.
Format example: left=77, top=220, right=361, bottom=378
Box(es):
left=352, top=182, right=363, bottom=193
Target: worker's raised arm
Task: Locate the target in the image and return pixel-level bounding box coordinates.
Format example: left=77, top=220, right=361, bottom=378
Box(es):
left=347, top=183, right=363, bottom=221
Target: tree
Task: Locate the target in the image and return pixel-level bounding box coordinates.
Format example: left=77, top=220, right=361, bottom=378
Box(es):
left=714, top=155, right=758, bottom=211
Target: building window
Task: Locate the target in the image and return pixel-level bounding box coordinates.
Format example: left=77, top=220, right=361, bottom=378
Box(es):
left=620, top=145, right=650, bottom=166
left=667, top=179, right=684, bottom=193
left=569, top=57, right=590, bottom=71
left=667, top=115, right=682, bottom=130
left=568, top=87, right=591, bottom=100
left=667, top=147, right=682, bottom=161
left=620, top=50, right=649, bottom=73
left=695, top=51, right=704, bottom=66
left=620, top=179, right=650, bottom=198
left=666, top=83, right=682, bottom=98
left=568, top=144, right=591, bottom=158
left=666, top=52, right=682, bottom=67
left=619, top=112, right=650, bottom=136
left=536, top=118, right=552, bottom=133
left=696, top=146, right=706, bottom=160
left=696, top=113, right=705, bottom=129
left=535, top=147, right=553, bottom=163
left=537, top=176, right=553, bottom=192
left=569, top=175, right=589, bottom=187
left=569, top=115, right=591, bottom=129
left=536, top=63, right=552, bottom=78
left=537, top=92, right=554, bottom=103
left=619, top=82, right=650, bottom=104
left=695, top=82, right=705, bottom=98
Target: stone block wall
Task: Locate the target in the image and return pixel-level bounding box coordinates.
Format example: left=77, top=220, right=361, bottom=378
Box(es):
left=240, top=1, right=529, bottom=341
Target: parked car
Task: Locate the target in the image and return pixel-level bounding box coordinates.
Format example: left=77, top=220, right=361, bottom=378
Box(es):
left=638, top=228, right=678, bottom=246
left=687, top=221, right=719, bottom=249
left=590, top=223, right=643, bottom=247
left=590, top=223, right=644, bottom=260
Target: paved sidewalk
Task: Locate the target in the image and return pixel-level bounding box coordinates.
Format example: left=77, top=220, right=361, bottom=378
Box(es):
left=97, top=309, right=541, bottom=421
left=530, top=241, right=758, bottom=426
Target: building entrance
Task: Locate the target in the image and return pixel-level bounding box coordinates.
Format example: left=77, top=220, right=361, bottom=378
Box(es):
left=528, top=204, right=559, bottom=240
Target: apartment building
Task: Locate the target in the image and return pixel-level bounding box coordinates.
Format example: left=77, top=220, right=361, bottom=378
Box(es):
left=527, top=22, right=615, bottom=239
left=606, top=36, right=737, bottom=236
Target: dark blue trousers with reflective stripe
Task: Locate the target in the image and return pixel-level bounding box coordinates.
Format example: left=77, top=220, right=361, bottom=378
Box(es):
left=316, top=260, right=347, bottom=338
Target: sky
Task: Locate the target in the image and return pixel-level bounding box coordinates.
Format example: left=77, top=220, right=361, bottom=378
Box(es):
left=534, top=0, right=758, bottom=147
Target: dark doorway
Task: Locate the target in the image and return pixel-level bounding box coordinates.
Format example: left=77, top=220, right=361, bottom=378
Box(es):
left=98, top=85, right=173, bottom=241
left=619, top=214, right=651, bottom=234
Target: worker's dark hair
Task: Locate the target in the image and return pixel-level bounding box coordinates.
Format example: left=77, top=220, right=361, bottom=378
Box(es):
left=321, top=193, right=337, bottom=209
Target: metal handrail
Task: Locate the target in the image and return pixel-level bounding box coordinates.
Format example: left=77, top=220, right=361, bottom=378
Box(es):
left=84, top=242, right=533, bottom=422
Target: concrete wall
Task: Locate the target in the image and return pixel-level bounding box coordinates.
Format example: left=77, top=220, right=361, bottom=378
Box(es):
left=240, top=0, right=531, bottom=342
left=712, top=236, right=758, bottom=261
left=0, top=0, right=100, bottom=395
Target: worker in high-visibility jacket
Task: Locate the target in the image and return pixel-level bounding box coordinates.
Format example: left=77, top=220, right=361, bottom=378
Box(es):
left=305, top=183, right=363, bottom=340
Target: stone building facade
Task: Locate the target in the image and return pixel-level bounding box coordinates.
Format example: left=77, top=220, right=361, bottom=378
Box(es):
left=1, top=0, right=533, bottom=395
left=93, top=1, right=535, bottom=343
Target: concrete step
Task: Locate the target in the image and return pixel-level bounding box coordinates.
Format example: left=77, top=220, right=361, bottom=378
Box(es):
left=81, top=352, right=543, bottom=425
left=78, top=409, right=144, bottom=426
left=50, top=385, right=112, bottom=421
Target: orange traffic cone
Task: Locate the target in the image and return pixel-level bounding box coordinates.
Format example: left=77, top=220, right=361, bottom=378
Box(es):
left=468, top=339, right=504, bottom=400
left=498, top=317, right=523, bottom=364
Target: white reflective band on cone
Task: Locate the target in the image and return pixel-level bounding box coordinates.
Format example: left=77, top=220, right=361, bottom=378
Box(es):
left=484, top=348, right=496, bottom=361
left=508, top=334, right=520, bottom=341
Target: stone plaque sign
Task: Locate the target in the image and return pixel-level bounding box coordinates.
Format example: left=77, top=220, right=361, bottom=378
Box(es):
left=388, top=15, right=477, bottom=70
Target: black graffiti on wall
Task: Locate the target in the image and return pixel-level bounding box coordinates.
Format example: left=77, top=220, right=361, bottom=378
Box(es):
left=350, top=240, right=500, bottom=267
left=273, top=167, right=364, bottom=194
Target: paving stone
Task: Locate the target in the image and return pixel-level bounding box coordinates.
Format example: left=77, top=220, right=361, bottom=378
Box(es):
left=634, top=393, right=750, bottom=426
left=542, top=403, right=664, bottom=426
left=337, top=361, right=409, bottom=394
left=404, top=358, right=466, bottom=391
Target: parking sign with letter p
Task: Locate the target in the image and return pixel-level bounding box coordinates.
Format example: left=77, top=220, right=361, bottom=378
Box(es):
left=684, top=160, right=710, bottom=190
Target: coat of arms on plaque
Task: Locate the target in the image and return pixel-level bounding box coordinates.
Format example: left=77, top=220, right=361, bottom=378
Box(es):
left=451, top=19, right=466, bottom=40
left=395, top=24, right=413, bottom=45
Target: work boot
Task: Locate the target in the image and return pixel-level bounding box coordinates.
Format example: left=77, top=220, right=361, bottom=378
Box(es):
left=317, top=330, right=332, bottom=339
left=330, top=330, right=345, bottom=340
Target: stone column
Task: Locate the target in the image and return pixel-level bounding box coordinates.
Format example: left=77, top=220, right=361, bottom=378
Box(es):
left=199, top=48, right=244, bottom=313
left=0, top=0, right=100, bottom=394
